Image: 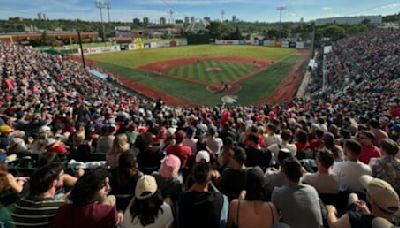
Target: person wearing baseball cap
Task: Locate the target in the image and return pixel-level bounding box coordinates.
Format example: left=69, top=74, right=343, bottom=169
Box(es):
left=0, top=125, right=13, bottom=152
left=122, top=175, right=174, bottom=228
left=326, top=175, right=398, bottom=228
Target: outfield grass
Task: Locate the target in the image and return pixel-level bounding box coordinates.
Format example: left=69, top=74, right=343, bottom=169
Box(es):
left=95, top=54, right=299, bottom=106
left=167, top=60, right=256, bottom=83
left=89, top=45, right=296, bottom=68
left=89, top=45, right=300, bottom=105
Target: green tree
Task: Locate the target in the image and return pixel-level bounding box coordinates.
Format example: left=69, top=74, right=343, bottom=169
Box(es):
left=322, top=25, right=346, bottom=41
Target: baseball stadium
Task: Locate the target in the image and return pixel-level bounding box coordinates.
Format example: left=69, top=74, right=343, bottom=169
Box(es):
left=0, top=0, right=400, bottom=227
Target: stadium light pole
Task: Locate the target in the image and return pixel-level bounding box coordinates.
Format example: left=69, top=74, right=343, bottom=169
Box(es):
left=95, top=0, right=106, bottom=43
left=276, top=6, right=286, bottom=40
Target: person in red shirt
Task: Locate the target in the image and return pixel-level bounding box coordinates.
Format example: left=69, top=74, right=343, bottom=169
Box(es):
left=166, top=130, right=192, bottom=168
left=46, top=138, right=68, bottom=154
left=357, top=131, right=381, bottom=164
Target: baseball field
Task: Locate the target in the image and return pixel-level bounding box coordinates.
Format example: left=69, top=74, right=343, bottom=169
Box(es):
left=87, top=45, right=309, bottom=106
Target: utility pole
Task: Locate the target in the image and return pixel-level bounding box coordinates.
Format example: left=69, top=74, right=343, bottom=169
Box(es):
left=105, top=0, right=111, bottom=24
left=168, top=9, right=175, bottom=25
left=276, top=6, right=287, bottom=40
left=221, top=10, right=225, bottom=23
left=95, top=0, right=106, bottom=43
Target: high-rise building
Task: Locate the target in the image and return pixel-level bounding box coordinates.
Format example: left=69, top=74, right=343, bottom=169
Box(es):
left=190, top=17, right=195, bottom=24
left=232, top=16, right=237, bottom=22
left=184, top=16, right=190, bottom=24
left=143, top=17, right=149, bottom=25
left=203, top=17, right=211, bottom=23
left=300, top=17, right=304, bottom=23
left=133, top=18, right=140, bottom=25
left=160, top=17, right=167, bottom=25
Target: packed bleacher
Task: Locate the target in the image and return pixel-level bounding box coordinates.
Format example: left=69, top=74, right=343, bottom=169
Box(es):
left=1, top=29, right=400, bottom=228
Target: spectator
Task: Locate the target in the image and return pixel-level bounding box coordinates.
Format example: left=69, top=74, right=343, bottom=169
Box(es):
left=166, top=130, right=192, bottom=169
left=280, top=129, right=297, bottom=157
left=110, top=152, right=143, bottom=211
left=182, top=126, right=198, bottom=155
left=302, top=150, right=340, bottom=194
left=227, top=167, right=280, bottom=228
left=136, top=132, right=162, bottom=173
left=265, top=148, right=292, bottom=193
left=322, top=132, right=344, bottom=161
left=152, top=154, right=183, bottom=208
left=96, top=125, right=116, bottom=154
left=357, top=131, right=381, bottom=164
left=370, top=138, right=400, bottom=195
left=53, top=168, right=120, bottom=228
left=0, top=169, right=27, bottom=207
left=264, top=124, right=282, bottom=147
left=333, top=139, right=372, bottom=192
left=327, top=175, right=399, bottom=227
left=12, top=163, right=65, bottom=227
left=369, top=119, right=388, bottom=147
left=245, top=133, right=272, bottom=170
left=122, top=175, right=174, bottom=228
left=220, top=146, right=247, bottom=201
left=205, top=126, right=223, bottom=155
left=107, top=133, right=130, bottom=169
left=218, top=137, right=235, bottom=170
left=272, top=157, right=324, bottom=228
left=177, top=162, right=228, bottom=228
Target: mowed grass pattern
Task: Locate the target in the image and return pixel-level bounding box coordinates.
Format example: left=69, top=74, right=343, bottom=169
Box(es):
left=88, top=45, right=296, bottom=68
left=167, top=61, right=255, bottom=83
left=88, top=45, right=301, bottom=105
left=95, top=55, right=299, bottom=106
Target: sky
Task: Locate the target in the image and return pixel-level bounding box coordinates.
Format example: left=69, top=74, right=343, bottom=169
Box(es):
left=0, top=0, right=399, bottom=23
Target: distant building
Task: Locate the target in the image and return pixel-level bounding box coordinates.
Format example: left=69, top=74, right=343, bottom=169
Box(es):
left=144, top=24, right=183, bottom=38
left=175, top=19, right=184, bottom=24
left=160, top=17, right=166, bottom=25
left=133, top=18, right=140, bottom=25
left=143, top=17, right=149, bottom=25
left=232, top=16, right=237, bottom=22
left=315, top=16, right=382, bottom=25
left=184, top=17, right=190, bottom=24
left=190, top=17, right=195, bottom=24
left=203, top=17, right=211, bottom=23
left=300, top=17, right=304, bottom=23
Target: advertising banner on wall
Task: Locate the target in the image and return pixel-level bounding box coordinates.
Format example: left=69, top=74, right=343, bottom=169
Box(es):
left=282, top=41, right=289, bottom=48
left=296, top=42, right=305, bottom=49
left=289, top=41, right=297, bottom=48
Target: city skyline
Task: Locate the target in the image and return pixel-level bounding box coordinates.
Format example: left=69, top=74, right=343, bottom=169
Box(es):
left=0, top=0, right=399, bottom=23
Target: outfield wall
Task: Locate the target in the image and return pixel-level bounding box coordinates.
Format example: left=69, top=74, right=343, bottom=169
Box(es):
left=78, top=39, right=188, bottom=55
left=215, top=40, right=311, bottom=49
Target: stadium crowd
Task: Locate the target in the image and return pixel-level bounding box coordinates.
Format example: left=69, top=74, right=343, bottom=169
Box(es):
left=0, top=29, right=400, bottom=228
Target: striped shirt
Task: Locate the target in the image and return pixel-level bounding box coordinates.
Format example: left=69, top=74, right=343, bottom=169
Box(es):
left=11, top=198, right=64, bottom=228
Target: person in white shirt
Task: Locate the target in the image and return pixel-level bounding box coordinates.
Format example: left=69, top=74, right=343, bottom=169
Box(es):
left=182, top=127, right=198, bottom=155
left=264, top=124, right=282, bottom=147
left=122, top=175, right=174, bottom=228
left=302, top=150, right=340, bottom=193
left=205, top=126, right=223, bottom=155
left=332, top=139, right=372, bottom=192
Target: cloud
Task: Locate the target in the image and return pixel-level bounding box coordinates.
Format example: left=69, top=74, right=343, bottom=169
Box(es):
left=138, top=0, right=247, bottom=6
left=381, top=3, right=400, bottom=9
left=322, top=7, right=332, bottom=11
